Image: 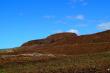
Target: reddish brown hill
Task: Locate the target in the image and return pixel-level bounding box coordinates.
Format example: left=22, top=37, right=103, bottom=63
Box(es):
left=22, top=32, right=78, bottom=46
left=20, top=30, right=110, bottom=55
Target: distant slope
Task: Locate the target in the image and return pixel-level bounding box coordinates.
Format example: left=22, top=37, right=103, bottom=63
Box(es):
left=16, top=30, right=110, bottom=55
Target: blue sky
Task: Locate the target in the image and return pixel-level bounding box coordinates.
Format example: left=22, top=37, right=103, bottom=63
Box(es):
left=0, top=0, right=110, bottom=49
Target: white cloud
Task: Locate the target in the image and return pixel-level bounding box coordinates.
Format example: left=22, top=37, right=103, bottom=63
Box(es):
left=66, top=14, right=85, bottom=20
left=97, top=22, right=110, bottom=30
left=55, top=29, right=79, bottom=35
left=75, top=15, right=85, bottom=20
left=67, top=29, right=79, bottom=34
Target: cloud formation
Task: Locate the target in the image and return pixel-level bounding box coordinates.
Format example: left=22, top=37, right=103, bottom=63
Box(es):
left=97, top=22, right=110, bottom=30
left=66, top=14, right=85, bottom=20
left=67, top=29, right=79, bottom=34
left=55, top=29, right=79, bottom=35
left=75, top=15, right=85, bottom=20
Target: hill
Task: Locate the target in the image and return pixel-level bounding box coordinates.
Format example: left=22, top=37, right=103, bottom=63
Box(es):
left=16, top=30, right=110, bottom=55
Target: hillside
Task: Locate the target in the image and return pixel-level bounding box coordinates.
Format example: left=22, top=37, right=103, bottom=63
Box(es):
left=15, top=30, right=110, bottom=55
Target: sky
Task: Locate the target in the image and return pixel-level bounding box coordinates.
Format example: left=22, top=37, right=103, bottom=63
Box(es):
left=0, top=0, right=110, bottom=49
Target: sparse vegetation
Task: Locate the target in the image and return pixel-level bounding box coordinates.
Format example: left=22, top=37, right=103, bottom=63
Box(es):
left=0, top=51, right=110, bottom=73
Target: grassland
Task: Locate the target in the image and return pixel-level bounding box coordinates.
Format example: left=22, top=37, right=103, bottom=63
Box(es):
left=0, top=51, right=110, bottom=73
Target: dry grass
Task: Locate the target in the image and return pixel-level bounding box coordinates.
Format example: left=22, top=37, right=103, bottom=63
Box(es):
left=0, top=51, right=110, bottom=73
